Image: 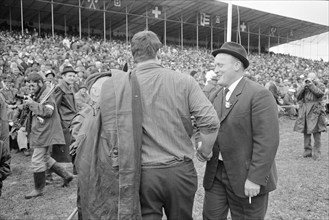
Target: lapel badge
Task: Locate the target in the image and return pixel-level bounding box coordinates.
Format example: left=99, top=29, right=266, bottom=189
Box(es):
left=225, top=101, right=232, bottom=109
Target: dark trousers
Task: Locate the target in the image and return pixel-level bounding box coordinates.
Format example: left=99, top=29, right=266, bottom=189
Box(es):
left=203, top=161, right=269, bottom=220
left=140, top=159, right=198, bottom=220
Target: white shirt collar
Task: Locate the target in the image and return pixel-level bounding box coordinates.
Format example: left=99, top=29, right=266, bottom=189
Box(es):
left=225, top=77, right=243, bottom=101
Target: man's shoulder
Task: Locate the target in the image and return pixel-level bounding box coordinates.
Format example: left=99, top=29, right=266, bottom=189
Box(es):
left=243, top=78, right=271, bottom=96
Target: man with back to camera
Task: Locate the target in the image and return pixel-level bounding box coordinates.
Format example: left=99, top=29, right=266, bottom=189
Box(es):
left=131, top=30, right=220, bottom=220
left=293, top=72, right=327, bottom=160
left=87, top=30, right=220, bottom=219
left=202, top=42, right=280, bottom=219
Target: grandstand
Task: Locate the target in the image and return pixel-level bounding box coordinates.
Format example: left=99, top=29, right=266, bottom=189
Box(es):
left=1, top=0, right=328, bottom=53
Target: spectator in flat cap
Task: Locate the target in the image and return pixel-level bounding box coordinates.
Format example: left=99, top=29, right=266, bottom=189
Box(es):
left=202, top=41, right=279, bottom=220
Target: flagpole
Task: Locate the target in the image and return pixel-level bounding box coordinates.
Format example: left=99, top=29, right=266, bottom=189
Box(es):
left=79, top=0, right=81, bottom=39
left=20, top=0, right=24, bottom=35
left=87, top=17, right=90, bottom=38
left=9, top=7, right=12, bottom=32
left=126, top=6, right=128, bottom=43
left=164, top=10, right=167, bottom=47
left=38, top=11, right=41, bottom=36
left=268, top=34, right=270, bottom=55
left=103, top=0, right=106, bottom=41
left=196, top=13, right=199, bottom=50
left=247, top=25, right=250, bottom=54
left=51, top=0, right=54, bottom=38
left=210, top=21, right=213, bottom=51
left=146, top=8, right=148, bottom=30
left=181, top=15, right=183, bottom=50
left=226, top=1, right=232, bottom=42
left=64, top=15, right=67, bottom=36
left=258, top=26, right=261, bottom=54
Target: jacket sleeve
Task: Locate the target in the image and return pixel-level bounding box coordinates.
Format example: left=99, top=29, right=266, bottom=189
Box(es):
left=188, top=76, right=220, bottom=134
left=27, top=100, right=54, bottom=118
left=308, top=82, right=325, bottom=99
left=247, top=89, right=279, bottom=186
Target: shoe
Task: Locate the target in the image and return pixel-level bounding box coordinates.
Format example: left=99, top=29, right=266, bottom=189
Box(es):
left=50, top=163, right=74, bottom=187
left=303, top=150, right=312, bottom=158
left=25, top=172, right=46, bottom=199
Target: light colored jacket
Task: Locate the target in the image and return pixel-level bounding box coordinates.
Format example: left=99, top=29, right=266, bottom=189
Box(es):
left=293, top=81, right=327, bottom=134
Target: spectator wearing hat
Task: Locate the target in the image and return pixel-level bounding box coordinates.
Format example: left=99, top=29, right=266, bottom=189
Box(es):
left=202, top=42, right=279, bottom=220
left=52, top=66, right=78, bottom=163
left=45, top=70, right=57, bottom=85
left=74, top=84, right=93, bottom=112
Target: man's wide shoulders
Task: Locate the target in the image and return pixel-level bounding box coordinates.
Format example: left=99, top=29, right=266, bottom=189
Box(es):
left=246, top=79, right=269, bottom=95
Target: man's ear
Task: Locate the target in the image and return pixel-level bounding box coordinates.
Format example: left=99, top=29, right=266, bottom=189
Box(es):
left=233, top=61, right=241, bottom=72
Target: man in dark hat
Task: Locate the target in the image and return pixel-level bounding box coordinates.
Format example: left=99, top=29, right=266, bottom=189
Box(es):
left=202, top=42, right=279, bottom=220
left=52, top=66, right=78, bottom=163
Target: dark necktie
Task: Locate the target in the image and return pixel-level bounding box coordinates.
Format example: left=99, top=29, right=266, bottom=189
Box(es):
left=220, top=88, right=230, bottom=119
left=224, top=88, right=229, bottom=101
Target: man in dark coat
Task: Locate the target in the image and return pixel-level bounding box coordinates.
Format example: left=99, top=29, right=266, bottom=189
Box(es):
left=202, top=42, right=279, bottom=220
left=24, top=73, right=73, bottom=199
left=53, top=66, right=78, bottom=163
left=293, top=72, right=327, bottom=160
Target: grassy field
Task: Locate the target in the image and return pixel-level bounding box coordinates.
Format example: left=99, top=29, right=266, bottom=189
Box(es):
left=0, top=117, right=328, bottom=220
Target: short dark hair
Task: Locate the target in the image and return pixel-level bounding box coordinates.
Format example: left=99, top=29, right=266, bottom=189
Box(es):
left=131, top=31, right=162, bottom=63
left=27, top=73, right=44, bottom=83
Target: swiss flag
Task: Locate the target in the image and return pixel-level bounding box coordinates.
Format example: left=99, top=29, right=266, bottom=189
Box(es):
left=151, top=6, right=162, bottom=19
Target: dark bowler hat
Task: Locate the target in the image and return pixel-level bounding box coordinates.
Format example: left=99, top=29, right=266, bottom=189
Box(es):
left=61, top=66, right=77, bottom=75
left=212, top=42, right=249, bottom=69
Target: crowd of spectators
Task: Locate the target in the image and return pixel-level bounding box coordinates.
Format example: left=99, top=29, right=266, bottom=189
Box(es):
left=0, top=28, right=328, bottom=144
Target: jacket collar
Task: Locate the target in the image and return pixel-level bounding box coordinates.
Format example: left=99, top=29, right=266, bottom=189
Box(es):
left=219, top=77, right=247, bottom=122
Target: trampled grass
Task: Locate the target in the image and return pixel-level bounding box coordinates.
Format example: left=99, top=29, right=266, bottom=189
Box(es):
left=0, top=117, right=328, bottom=220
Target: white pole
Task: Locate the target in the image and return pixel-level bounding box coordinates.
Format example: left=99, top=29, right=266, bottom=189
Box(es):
left=126, top=6, right=128, bottom=43
left=64, top=15, right=67, bottom=36
left=103, top=0, right=106, bottom=41
left=78, top=0, right=81, bottom=39
left=164, top=11, right=167, bottom=47
left=20, top=0, right=24, bottom=35
left=226, top=1, right=232, bottom=42
left=196, top=13, right=199, bottom=50
left=145, top=8, right=148, bottom=30
left=38, top=11, right=40, bottom=36
left=181, top=16, right=183, bottom=49
left=247, top=25, right=250, bottom=54
left=211, top=23, right=213, bottom=51
left=9, top=7, right=12, bottom=32
left=51, top=0, right=54, bottom=37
